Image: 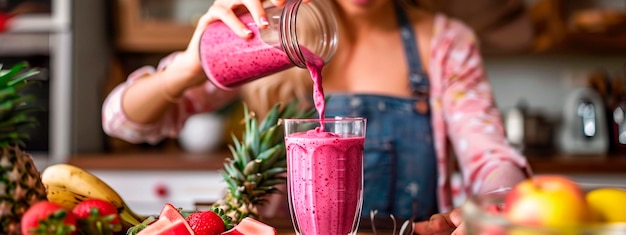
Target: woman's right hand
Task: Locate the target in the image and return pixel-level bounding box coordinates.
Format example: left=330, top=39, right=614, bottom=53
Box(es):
left=170, top=0, right=290, bottom=89
left=199, top=0, right=290, bottom=39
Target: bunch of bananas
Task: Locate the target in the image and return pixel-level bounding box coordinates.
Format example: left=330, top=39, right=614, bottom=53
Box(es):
left=41, top=164, right=146, bottom=228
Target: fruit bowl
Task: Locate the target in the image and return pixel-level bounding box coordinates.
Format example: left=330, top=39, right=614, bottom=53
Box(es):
left=462, top=183, right=626, bottom=235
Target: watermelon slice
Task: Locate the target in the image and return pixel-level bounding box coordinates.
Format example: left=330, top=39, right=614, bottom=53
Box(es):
left=221, top=217, right=276, bottom=235
left=137, top=203, right=194, bottom=235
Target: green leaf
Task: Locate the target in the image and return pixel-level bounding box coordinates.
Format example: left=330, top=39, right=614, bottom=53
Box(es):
left=0, top=62, right=27, bottom=86
left=261, top=167, right=287, bottom=179
left=258, top=104, right=280, bottom=133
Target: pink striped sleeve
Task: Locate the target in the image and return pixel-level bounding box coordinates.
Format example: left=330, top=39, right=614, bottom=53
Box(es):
left=101, top=52, right=239, bottom=144
left=436, top=20, right=533, bottom=195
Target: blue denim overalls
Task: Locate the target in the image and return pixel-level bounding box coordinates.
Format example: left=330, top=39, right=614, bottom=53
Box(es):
left=324, top=4, right=439, bottom=221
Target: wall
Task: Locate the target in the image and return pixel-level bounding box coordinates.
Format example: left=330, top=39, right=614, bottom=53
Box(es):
left=485, top=54, right=626, bottom=119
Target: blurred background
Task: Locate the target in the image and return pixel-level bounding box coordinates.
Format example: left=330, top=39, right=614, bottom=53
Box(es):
left=2, top=0, right=626, bottom=215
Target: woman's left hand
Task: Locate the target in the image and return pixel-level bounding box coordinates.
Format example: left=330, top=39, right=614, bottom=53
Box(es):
left=413, top=207, right=465, bottom=235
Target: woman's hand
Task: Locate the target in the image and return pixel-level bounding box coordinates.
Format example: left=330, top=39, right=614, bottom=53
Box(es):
left=171, top=0, right=292, bottom=89
left=413, top=207, right=466, bottom=235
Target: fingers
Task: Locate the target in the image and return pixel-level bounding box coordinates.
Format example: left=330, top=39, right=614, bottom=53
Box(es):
left=204, top=0, right=270, bottom=38
left=451, top=222, right=466, bottom=235
left=241, top=0, right=269, bottom=28
left=269, top=0, right=287, bottom=7
left=449, top=208, right=463, bottom=226
left=413, top=213, right=456, bottom=235
left=208, top=5, right=253, bottom=38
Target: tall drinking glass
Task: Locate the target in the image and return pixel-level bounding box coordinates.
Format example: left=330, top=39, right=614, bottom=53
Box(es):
left=284, top=117, right=366, bottom=235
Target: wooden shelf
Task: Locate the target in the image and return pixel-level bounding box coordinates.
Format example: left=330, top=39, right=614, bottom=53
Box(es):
left=68, top=150, right=230, bottom=171
left=527, top=154, right=626, bottom=174
left=68, top=151, right=626, bottom=174
left=113, top=0, right=195, bottom=53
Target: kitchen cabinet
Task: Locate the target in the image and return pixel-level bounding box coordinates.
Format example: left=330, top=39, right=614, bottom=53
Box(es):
left=529, top=0, right=626, bottom=54
left=89, top=169, right=226, bottom=216
left=110, top=0, right=626, bottom=54
left=113, top=0, right=213, bottom=52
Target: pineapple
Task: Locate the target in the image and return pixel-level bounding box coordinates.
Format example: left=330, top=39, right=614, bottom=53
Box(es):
left=0, top=62, right=47, bottom=235
left=211, top=99, right=315, bottom=225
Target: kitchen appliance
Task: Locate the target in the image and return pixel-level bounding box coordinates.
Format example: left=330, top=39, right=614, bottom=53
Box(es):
left=504, top=101, right=555, bottom=154
left=558, top=87, right=609, bottom=155
left=0, top=0, right=72, bottom=169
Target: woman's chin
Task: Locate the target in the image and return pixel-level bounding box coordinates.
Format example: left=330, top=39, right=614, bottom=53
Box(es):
left=350, top=0, right=372, bottom=5
left=335, top=0, right=387, bottom=16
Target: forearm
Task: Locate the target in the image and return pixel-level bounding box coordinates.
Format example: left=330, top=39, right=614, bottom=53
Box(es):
left=476, top=161, right=529, bottom=195
left=122, top=54, right=206, bottom=124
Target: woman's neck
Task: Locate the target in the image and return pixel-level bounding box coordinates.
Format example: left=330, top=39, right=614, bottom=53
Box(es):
left=334, top=1, right=400, bottom=41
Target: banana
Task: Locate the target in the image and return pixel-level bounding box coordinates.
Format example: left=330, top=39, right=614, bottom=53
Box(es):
left=41, top=163, right=146, bottom=226
left=44, top=184, right=90, bottom=210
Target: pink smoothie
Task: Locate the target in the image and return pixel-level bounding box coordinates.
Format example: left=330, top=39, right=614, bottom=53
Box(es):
left=286, top=131, right=364, bottom=235
left=199, top=14, right=293, bottom=90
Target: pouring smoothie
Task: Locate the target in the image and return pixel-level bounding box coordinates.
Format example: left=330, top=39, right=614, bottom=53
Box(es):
left=200, top=4, right=364, bottom=234
left=284, top=49, right=365, bottom=235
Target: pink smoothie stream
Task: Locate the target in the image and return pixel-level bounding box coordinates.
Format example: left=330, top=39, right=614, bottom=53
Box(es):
left=285, top=131, right=364, bottom=235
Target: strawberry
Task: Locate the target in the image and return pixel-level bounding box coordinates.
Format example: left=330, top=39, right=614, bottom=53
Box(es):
left=72, top=199, right=122, bottom=235
left=21, top=201, right=77, bottom=235
left=0, top=12, right=13, bottom=32
left=186, top=208, right=229, bottom=235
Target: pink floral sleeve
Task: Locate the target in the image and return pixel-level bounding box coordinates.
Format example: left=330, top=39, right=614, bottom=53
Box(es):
left=101, top=52, right=239, bottom=144
left=430, top=15, right=533, bottom=202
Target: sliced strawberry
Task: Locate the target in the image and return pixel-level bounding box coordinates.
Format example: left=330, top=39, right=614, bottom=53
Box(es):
left=221, top=217, right=276, bottom=235
left=72, top=199, right=122, bottom=235
left=187, top=210, right=227, bottom=235
left=21, top=201, right=77, bottom=235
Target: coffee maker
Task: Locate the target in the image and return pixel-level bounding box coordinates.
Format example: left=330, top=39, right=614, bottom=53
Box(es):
left=558, top=87, right=609, bottom=155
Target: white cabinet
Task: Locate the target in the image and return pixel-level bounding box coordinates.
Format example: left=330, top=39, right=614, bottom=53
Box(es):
left=89, top=170, right=228, bottom=216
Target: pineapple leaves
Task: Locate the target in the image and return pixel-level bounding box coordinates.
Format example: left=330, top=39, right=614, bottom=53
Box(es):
left=0, top=62, right=27, bottom=86
left=259, top=124, right=280, bottom=151
left=257, top=104, right=281, bottom=133
left=0, top=86, right=16, bottom=100
left=243, top=159, right=261, bottom=175
left=214, top=98, right=318, bottom=223
left=0, top=62, right=42, bottom=146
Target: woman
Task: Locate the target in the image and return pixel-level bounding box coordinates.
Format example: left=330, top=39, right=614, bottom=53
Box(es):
left=102, top=0, right=533, bottom=233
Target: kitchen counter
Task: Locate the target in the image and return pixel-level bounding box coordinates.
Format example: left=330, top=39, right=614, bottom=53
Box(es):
left=264, top=217, right=405, bottom=235
left=68, top=150, right=626, bottom=174
left=113, top=217, right=406, bottom=235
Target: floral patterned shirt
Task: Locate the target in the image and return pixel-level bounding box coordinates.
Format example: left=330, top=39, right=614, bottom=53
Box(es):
left=102, top=13, right=533, bottom=213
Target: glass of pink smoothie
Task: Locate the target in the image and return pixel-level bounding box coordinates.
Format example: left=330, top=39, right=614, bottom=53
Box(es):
left=284, top=117, right=366, bottom=235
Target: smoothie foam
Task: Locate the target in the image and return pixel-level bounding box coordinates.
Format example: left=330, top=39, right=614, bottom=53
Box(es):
left=286, top=132, right=364, bottom=235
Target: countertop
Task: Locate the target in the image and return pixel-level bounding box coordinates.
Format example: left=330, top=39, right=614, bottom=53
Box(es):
left=264, top=217, right=407, bottom=235
left=68, top=149, right=626, bottom=174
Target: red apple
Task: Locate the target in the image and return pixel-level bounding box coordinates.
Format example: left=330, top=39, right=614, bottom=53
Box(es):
left=504, top=175, right=591, bottom=228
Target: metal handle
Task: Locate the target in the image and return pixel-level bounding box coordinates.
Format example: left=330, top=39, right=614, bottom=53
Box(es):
left=577, top=101, right=596, bottom=138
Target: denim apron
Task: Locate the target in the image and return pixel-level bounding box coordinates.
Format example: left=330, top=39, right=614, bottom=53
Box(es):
left=324, top=4, right=439, bottom=221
